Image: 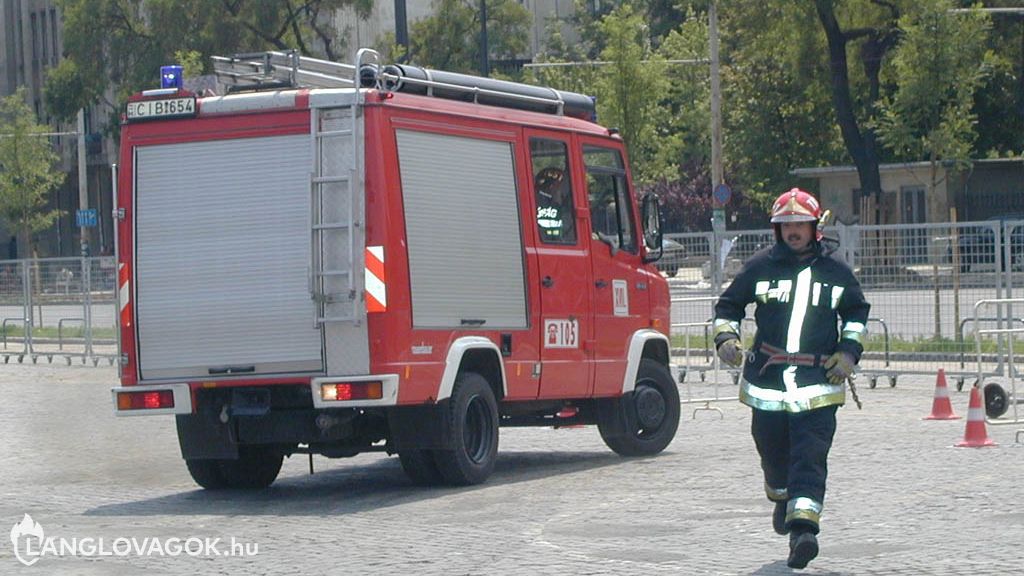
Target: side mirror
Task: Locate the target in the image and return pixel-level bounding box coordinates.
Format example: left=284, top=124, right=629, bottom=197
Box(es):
left=641, top=193, right=664, bottom=263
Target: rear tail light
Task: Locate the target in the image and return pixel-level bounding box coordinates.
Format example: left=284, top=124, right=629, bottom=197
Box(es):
left=117, top=390, right=175, bottom=411
left=320, top=381, right=383, bottom=402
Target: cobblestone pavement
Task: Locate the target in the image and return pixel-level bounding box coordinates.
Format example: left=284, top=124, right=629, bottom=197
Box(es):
left=1, top=363, right=1022, bottom=575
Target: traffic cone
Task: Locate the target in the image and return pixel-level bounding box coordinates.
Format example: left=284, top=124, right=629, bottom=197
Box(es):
left=923, top=368, right=960, bottom=420
left=955, top=386, right=997, bottom=447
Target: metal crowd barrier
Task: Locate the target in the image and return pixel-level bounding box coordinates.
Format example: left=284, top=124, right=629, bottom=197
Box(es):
left=971, top=299, right=1024, bottom=438
left=0, top=257, right=117, bottom=365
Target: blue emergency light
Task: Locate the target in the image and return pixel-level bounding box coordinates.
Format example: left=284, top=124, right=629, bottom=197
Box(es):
left=160, top=65, right=183, bottom=89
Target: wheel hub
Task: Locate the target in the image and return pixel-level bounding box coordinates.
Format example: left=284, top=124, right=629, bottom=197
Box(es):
left=634, top=384, right=666, bottom=429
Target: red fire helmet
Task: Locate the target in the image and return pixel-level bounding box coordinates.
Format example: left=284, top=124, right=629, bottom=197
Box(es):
left=770, top=188, right=822, bottom=223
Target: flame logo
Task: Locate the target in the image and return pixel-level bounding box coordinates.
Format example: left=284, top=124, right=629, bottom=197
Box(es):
left=10, top=514, right=44, bottom=566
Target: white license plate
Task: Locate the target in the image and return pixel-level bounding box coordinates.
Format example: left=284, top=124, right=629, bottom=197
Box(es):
left=126, top=97, right=196, bottom=121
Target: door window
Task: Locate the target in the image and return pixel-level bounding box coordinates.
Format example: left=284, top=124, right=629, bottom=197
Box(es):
left=584, top=145, right=636, bottom=254
left=530, top=139, right=576, bottom=245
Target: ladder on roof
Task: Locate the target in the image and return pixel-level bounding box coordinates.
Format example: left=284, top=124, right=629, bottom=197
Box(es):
left=211, top=49, right=366, bottom=89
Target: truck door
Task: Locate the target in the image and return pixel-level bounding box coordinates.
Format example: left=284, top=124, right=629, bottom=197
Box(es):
left=582, top=142, right=651, bottom=397
left=528, top=135, right=594, bottom=399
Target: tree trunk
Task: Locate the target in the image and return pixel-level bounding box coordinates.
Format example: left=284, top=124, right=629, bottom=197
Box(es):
left=814, top=1, right=883, bottom=199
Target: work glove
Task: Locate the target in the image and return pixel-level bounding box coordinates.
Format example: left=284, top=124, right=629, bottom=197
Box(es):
left=717, top=338, right=744, bottom=368
left=823, top=351, right=856, bottom=385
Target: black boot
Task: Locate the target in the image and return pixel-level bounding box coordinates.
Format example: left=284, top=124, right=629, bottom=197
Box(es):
left=772, top=501, right=788, bottom=535
left=787, top=530, right=819, bottom=569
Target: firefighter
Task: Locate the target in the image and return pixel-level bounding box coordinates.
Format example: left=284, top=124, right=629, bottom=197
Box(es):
left=712, top=188, right=870, bottom=569
left=535, top=166, right=574, bottom=242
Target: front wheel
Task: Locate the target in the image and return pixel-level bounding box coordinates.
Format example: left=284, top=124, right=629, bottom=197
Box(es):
left=598, top=358, right=680, bottom=456
left=432, top=372, right=499, bottom=486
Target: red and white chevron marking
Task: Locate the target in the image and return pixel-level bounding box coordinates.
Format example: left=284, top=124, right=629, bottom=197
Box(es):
left=365, top=246, right=386, bottom=313
left=118, top=262, right=132, bottom=326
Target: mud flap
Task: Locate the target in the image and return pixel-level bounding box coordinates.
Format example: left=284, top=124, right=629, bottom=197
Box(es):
left=176, top=405, right=237, bottom=460
left=387, top=401, right=453, bottom=451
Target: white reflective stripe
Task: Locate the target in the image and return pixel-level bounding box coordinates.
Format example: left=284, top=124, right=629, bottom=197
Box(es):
left=812, top=282, right=821, bottom=306
left=782, top=366, right=798, bottom=394
left=742, top=381, right=844, bottom=403
left=713, top=318, right=740, bottom=333
left=786, top=268, right=813, bottom=352
left=968, top=407, right=985, bottom=420
left=843, top=321, right=865, bottom=333
left=841, top=321, right=866, bottom=342
left=788, top=497, right=823, bottom=515
left=935, top=386, right=950, bottom=398
left=367, top=245, right=384, bottom=261
left=830, top=285, right=845, bottom=309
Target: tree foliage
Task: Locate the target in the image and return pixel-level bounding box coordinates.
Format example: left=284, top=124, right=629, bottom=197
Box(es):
left=0, top=90, right=65, bottom=257
left=874, top=1, right=992, bottom=170
left=403, top=0, right=530, bottom=73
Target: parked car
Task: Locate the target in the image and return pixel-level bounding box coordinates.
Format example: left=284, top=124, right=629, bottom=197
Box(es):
left=953, top=216, right=1024, bottom=273
left=657, top=238, right=688, bottom=277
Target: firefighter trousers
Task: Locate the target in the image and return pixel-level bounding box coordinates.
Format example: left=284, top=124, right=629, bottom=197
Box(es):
left=751, top=405, right=838, bottom=534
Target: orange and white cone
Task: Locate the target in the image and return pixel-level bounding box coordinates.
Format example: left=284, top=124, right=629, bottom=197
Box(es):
left=924, top=368, right=960, bottom=420
left=955, top=386, right=996, bottom=448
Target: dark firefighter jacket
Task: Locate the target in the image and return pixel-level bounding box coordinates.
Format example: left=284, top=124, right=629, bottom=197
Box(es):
left=713, top=240, right=870, bottom=413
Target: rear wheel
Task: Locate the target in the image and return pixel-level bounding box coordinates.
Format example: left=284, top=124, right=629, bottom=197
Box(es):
left=398, top=449, right=444, bottom=486
left=185, top=458, right=228, bottom=490
left=598, top=358, right=680, bottom=456
left=433, top=372, right=499, bottom=486
left=185, top=445, right=283, bottom=490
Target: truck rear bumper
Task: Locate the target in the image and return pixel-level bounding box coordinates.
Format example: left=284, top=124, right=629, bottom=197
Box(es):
left=111, top=383, right=192, bottom=416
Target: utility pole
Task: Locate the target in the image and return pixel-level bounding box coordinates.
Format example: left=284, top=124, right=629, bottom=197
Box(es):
left=77, top=108, right=89, bottom=257
left=709, top=1, right=727, bottom=288
left=480, top=0, right=490, bottom=77
left=394, top=0, right=409, bottom=62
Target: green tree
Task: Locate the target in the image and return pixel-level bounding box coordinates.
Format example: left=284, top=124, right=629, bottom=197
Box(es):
left=594, top=4, right=669, bottom=183
left=874, top=1, right=993, bottom=197
left=404, top=0, right=530, bottom=73
left=723, top=1, right=847, bottom=209
left=0, top=90, right=65, bottom=258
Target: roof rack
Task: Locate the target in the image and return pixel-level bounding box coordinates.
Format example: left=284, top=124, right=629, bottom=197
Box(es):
left=211, top=49, right=597, bottom=120
left=212, top=50, right=363, bottom=90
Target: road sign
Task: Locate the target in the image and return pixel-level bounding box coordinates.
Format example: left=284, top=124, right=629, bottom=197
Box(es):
left=713, top=183, right=732, bottom=205
left=76, top=209, right=98, bottom=228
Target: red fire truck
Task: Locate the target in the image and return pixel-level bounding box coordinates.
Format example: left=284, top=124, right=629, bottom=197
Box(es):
left=111, top=50, right=679, bottom=489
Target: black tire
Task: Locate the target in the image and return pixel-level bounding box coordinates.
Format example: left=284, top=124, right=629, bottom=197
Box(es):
left=598, top=358, right=680, bottom=457
left=186, top=445, right=283, bottom=490
left=398, top=449, right=444, bottom=486
left=984, top=383, right=1009, bottom=419
left=185, top=458, right=228, bottom=490
left=433, top=372, right=499, bottom=486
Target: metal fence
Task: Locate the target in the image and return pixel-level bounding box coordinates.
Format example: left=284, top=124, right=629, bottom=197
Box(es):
left=0, top=257, right=117, bottom=365
left=666, top=219, right=1024, bottom=396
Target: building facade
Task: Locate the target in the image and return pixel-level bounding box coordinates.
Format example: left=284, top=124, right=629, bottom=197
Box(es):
left=792, top=158, right=1024, bottom=226
left=1, top=0, right=113, bottom=259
